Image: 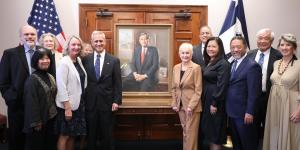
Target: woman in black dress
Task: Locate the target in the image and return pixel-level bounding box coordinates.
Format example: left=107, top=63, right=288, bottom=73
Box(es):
left=201, top=37, right=230, bottom=150
left=23, top=47, right=57, bottom=150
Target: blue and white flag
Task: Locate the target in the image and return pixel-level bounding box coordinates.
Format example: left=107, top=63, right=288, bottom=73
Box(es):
left=28, top=0, right=66, bottom=52
left=219, top=0, right=249, bottom=57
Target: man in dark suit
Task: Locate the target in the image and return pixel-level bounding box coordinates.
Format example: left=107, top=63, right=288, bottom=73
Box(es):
left=194, top=26, right=212, bottom=150
left=0, top=25, right=38, bottom=150
left=247, top=28, right=282, bottom=139
left=123, top=32, right=159, bottom=91
left=226, top=36, right=262, bottom=150
left=192, top=25, right=212, bottom=68
left=82, top=31, right=122, bottom=150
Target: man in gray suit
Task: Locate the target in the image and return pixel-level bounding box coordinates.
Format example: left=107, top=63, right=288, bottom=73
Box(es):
left=192, top=25, right=212, bottom=68
left=123, top=32, right=159, bottom=91
left=247, top=28, right=282, bottom=138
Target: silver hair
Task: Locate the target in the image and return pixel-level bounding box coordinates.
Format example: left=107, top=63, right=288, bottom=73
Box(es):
left=39, top=32, right=58, bottom=50
left=179, top=43, right=193, bottom=55
left=278, top=33, right=297, bottom=49
left=256, top=28, right=275, bottom=42
left=91, top=31, right=106, bottom=41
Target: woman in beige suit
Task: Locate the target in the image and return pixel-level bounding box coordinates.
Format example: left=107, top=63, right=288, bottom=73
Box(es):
left=171, top=43, right=202, bottom=150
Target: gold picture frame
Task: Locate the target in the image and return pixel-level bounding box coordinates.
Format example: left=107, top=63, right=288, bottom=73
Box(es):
left=114, top=24, right=173, bottom=107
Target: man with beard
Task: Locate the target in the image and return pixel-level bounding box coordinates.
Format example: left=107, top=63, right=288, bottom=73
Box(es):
left=0, top=25, right=39, bottom=150
left=226, top=36, right=262, bottom=150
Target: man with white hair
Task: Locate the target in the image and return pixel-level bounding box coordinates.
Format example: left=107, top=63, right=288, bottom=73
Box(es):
left=247, top=28, right=282, bottom=139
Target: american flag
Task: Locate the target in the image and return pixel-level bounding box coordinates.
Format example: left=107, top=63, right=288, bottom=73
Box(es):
left=27, top=0, right=66, bottom=52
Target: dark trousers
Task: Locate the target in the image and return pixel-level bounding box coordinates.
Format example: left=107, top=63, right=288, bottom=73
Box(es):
left=230, top=117, right=258, bottom=150
left=25, top=118, right=57, bottom=150
left=7, top=107, right=25, bottom=150
left=86, top=110, right=114, bottom=150
left=256, top=92, right=268, bottom=138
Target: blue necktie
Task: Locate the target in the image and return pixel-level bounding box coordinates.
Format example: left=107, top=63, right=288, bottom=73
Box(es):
left=231, top=60, right=237, bottom=80
left=95, top=54, right=100, bottom=80
left=29, top=49, right=35, bottom=74
left=258, top=53, right=265, bottom=67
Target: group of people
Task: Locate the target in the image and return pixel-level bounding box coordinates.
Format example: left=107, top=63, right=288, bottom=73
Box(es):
left=0, top=23, right=299, bottom=150
left=171, top=26, right=300, bottom=150
left=0, top=25, right=122, bottom=150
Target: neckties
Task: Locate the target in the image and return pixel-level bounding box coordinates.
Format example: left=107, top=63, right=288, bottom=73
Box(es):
left=95, top=54, right=101, bottom=80
left=28, top=49, right=35, bottom=74
left=141, top=48, right=145, bottom=64
left=258, top=53, right=265, bottom=67
left=231, top=60, right=237, bottom=80
left=29, top=49, right=34, bottom=59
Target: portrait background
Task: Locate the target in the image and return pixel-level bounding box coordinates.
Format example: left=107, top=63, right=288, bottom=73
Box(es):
left=116, top=24, right=172, bottom=93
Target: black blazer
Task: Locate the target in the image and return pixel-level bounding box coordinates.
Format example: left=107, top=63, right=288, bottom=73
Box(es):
left=82, top=53, right=122, bottom=111
left=247, top=47, right=282, bottom=95
left=192, top=43, right=205, bottom=68
left=0, top=45, right=33, bottom=109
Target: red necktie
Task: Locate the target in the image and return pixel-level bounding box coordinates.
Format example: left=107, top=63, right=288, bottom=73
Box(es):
left=141, top=48, right=145, bottom=64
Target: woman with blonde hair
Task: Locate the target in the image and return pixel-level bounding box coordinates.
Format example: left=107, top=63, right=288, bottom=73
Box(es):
left=55, top=35, right=87, bottom=150
left=39, top=33, right=63, bottom=77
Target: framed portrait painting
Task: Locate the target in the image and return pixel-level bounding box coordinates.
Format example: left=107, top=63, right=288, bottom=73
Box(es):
left=114, top=24, right=173, bottom=107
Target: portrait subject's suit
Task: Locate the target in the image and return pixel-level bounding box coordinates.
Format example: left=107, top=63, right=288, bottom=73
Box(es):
left=82, top=52, right=122, bottom=150
left=171, top=62, right=202, bottom=150
left=127, top=46, right=159, bottom=91
left=247, top=48, right=282, bottom=137
left=0, top=45, right=39, bottom=150
left=192, top=43, right=205, bottom=68
left=226, top=56, right=262, bottom=150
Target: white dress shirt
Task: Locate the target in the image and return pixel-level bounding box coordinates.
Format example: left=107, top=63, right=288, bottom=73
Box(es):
left=254, top=49, right=270, bottom=92
left=235, top=53, right=248, bottom=69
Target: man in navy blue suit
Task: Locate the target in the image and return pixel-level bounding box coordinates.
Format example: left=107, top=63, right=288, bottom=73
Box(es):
left=226, top=36, right=262, bottom=150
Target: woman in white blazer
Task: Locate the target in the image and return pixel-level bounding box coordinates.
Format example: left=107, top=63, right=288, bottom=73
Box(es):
left=55, top=35, right=87, bottom=150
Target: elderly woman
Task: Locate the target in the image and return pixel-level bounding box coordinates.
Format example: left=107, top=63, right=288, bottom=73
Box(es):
left=80, top=42, right=93, bottom=58
left=39, top=33, right=63, bottom=77
left=23, top=47, right=57, bottom=150
left=171, top=43, right=202, bottom=150
left=55, top=35, right=87, bottom=150
left=263, top=34, right=300, bottom=150
left=201, top=37, right=230, bottom=150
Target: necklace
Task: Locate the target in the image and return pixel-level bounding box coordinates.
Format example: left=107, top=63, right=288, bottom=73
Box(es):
left=278, top=59, right=292, bottom=75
